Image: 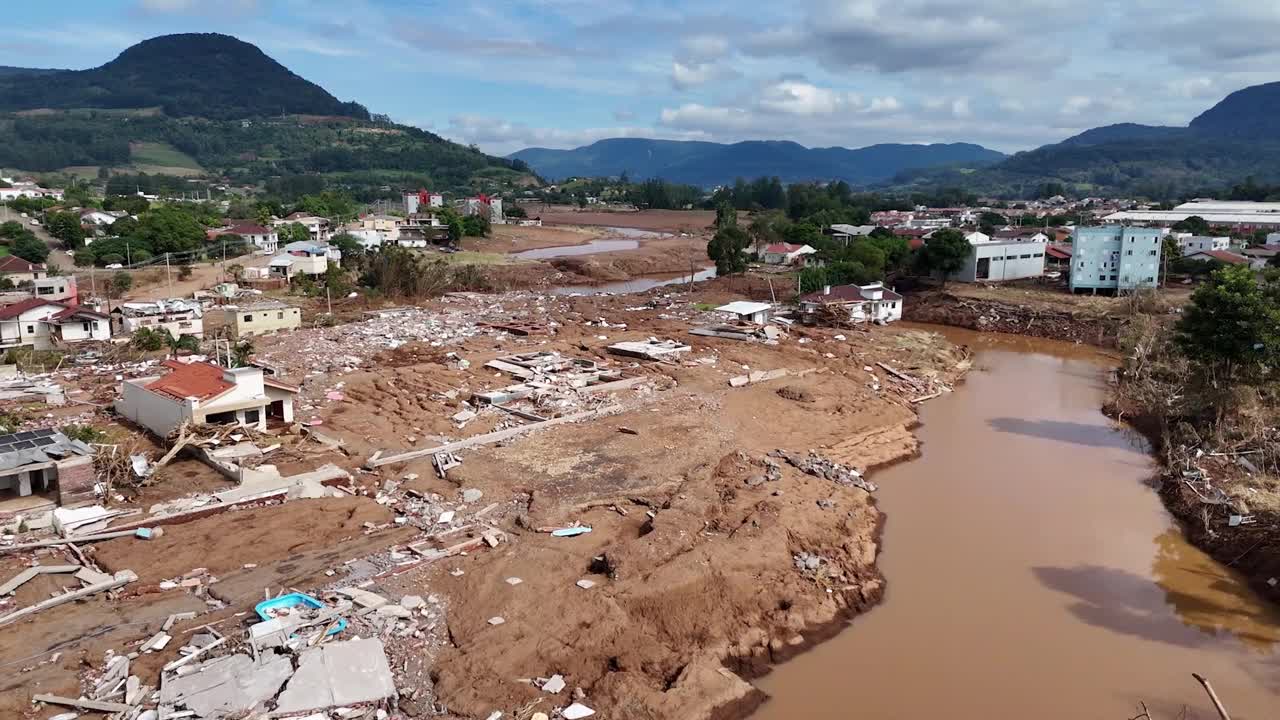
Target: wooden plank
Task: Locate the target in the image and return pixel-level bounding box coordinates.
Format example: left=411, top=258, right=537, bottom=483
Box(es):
left=876, top=362, right=923, bottom=389
left=580, top=376, right=649, bottom=394
left=365, top=404, right=622, bottom=468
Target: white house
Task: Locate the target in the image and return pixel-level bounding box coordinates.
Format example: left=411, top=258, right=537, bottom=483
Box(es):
left=0, top=298, right=111, bottom=350
left=949, top=240, right=1047, bottom=283
left=715, top=301, right=773, bottom=325
left=800, top=283, right=903, bottom=325
left=1173, top=233, right=1231, bottom=256
left=111, top=299, right=204, bottom=339
left=221, top=223, right=279, bottom=254
left=0, top=256, right=47, bottom=283
left=964, top=231, right=992, bottom=244
left=828, top=224, right=876, bottom=244
left=761, top=243, right=818, bottom=266
left=79, top=209, right=126, bottom=227
left=115, top=360, right=298, bottom=437
left=273, top=213, right=331, bottom=243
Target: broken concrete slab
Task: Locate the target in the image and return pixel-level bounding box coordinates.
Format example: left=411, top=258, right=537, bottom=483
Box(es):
left=162, top=652, right=293, bottom=718
left=335, top=587, right=388, bottom=609
left=0, top=564, right=80, bottom=595
left=542, top=674, right=566, bottom=693
left=462, top=488, right=483, bottom=503
left=273, top=638, right=396, bottom=715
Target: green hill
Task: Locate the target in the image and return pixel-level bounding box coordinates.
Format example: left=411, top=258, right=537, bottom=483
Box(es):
left=0, top=34, right=528, bottom=193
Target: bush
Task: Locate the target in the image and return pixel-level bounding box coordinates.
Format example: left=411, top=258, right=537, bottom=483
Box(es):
left=131, top=327, right=167, bottom=351
left=178, top=264, right=193, bottom=280
left=61, top=424, right=106, bottom=444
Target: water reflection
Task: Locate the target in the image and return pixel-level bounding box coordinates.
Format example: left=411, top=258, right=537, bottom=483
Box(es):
left=987, top=417, right=1148, bottom=452
left=1150, top=529, right=1280, bottom=652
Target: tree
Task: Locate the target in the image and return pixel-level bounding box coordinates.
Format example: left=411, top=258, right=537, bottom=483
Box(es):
left=11, top=233, right=50, bottom=264
left=106, top=271, right=133, bottom=299
left=1175, top=264, right=1280, bottom=383
left=715, top=202, right=737, bottom=231
left=707, top=225, right=750, bottom=276
left=917, top=229, right=970, bottom=286
left=134, top=205, right=205, bottom=254
left=1172, top=215, right=1211, bottom=235
left=44, top=211, right=85, bottom=248
left=278, top=222, right=311, bottom=245
left=748, top=211, right=784, bottom=254
left=232, top=339, right=255, bottom=368
left=330, top=233, right=365, bottom=268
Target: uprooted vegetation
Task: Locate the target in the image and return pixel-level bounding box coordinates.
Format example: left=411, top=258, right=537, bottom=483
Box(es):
left=1111, top=266, right=1280, bottom=602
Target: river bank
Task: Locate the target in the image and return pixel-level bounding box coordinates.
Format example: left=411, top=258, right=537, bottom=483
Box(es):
left=752, top=328, right=1280, bottom=719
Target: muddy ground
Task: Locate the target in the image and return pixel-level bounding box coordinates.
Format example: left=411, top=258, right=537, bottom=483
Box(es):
left=1, top=282, right=969, bottom=720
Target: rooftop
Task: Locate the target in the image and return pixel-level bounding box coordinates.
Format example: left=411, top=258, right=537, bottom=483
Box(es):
left=801, top=283, right=903, bottom=304
left=0, top=428, right=91, bottom=471
left=146, top=361, right=234, bottom=402
left=715, top=301, right=773, bottom=316
left=1187, top=250, right=1250, bottom=265
left=0, top=256, right=44, bottom=274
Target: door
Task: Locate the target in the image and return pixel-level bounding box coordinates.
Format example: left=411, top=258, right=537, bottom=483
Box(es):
left=976, top=257, right=990, bottom=280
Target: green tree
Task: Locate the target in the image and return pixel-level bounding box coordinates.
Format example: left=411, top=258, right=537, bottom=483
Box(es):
left=279, top=222, right=311, bottom=245
left=1172, top=215, right=1211, bottom=235
left=107, top=271, right=133, bottom=299
left=918, top=229, right=970, bottom=286
left=134, top=205, right=205, bottom=254
left=11, top=233, right=49, bottom=264
left=1175, top=264, right=1280, bottom=383
left=714, top=202, right=737, bottom=231
left=44, top=211, right=85, bottom=248
left=707, top=225, right=750, bottom=276
left=330, top=233, right=365, bottom=268
left=747, top=211, right=785, bottom=254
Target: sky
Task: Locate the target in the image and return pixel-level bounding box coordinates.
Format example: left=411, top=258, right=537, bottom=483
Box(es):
left=4, top=0, right=1280, bottom=156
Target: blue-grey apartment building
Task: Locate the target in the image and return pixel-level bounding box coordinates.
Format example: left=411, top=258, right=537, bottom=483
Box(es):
left=1070, top=226, right=1163, bottom=293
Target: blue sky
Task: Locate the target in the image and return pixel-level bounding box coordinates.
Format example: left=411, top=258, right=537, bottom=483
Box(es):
left=5, top=0, right=1280, bottom=155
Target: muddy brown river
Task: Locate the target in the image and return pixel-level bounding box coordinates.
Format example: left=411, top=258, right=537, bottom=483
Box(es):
left=754, top=328, right=1280, bottom=719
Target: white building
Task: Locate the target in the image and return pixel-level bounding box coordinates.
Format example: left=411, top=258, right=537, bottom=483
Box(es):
left=1105, top=200, right=1280, bottom=229
left=111, top=299, right=204, bottom=339
left=273, top=213, right=330, bottom=243
left=1173, top=233, right=1231, bottom=256
left=949, top=240, right=1047, bottom=283
left=714, top=301, right=773, bottom=325
left=761, top=243, right=817, bottom=266
left=221, top=224, right=279, bottom=254
left=0, top=298, right=111, bottom=350
left=800, top=283, right=903, bottom=325
left=115, top=360, right=298, bottom=437
left=828, top=224, right=876, bottom=244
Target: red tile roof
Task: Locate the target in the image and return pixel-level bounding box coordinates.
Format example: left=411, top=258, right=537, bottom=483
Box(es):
left=764, top=243, right=805, bottom=254
left=0, top=297, right=69, bottom=320
left=1190, top=250, right=1250, bottom=265
left=0, top=256, right=44, bottom=274
left=147, top=361, right=234, bottom=402
left=227, top=223, right=273, bottom=235
left=1045, top=245, right=1073, bottom=260
left=51, top=305, right=108, bottom=320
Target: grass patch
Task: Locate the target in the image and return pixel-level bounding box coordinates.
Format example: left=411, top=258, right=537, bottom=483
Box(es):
left=436, top=251, right=520, bottom=266
left=130, top=141, right=203, bottom=170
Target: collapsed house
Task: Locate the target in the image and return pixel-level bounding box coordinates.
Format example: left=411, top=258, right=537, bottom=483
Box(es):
left=111, top=299, right=204, bottom=339
left=800, top=283, right=903, bottom=326
left=115, top=360, right=298, bottom=437
left=0, top=428, right=95, bottom=516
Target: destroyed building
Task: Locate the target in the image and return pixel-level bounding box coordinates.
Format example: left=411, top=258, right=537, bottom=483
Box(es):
left=115, top=360, right=298, bottom=437
left=0, top=298, right=112, bottom=349
left=800, top=283, right=903, bottom=325
left=0, top=428, right=95, bottom=517
left=111, top=299, right=204, bottom=339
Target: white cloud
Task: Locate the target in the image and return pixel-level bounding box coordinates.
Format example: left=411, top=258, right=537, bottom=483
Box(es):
left=443, top=114, right=710, bottom=155
left=679, top=34, right=730, bottom=62
left=671, top=61, right=722, bottom=90
left=136, top=0, right=257, bottom=13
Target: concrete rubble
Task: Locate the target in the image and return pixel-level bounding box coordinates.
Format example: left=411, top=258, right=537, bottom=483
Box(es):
left=771, top=449, right=878, bottom=493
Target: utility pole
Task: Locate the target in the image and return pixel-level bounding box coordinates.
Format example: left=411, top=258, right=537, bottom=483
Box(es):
left=326, top=285, right=332, bottom=316
left=165, top=252, right=172, bottom=294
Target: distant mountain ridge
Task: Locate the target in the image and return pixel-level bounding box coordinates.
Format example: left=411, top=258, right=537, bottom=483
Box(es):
left=510, top=138, right=1005, bottom=186
left=891, top=79, right=1280, bottom=197
left=0, top=33, right=369, bottom=120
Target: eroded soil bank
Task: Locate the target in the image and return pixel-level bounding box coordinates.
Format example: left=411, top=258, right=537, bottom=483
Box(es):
left=753, top=329, right=1280, bottom=719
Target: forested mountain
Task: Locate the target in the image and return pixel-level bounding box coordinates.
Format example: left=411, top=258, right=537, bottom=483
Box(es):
left=890, top=81, right=1280, bottom=199
left=0, top=34, right=367, bottom=119
left=510, top=138, right=1004, bottom=186
left=0, top=34, right=526, bottom=193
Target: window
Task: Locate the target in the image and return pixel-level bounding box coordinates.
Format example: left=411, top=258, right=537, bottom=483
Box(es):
left=1020, top=254, right=1031, bottom=259
left=243, top=314, right=253, bottom=322
left=1033, top=253, right=1043, bottom=258
left=1126, top=250, right=1133, bottom=256
left=82, top=321, right=90, bottom=332
left=179, top=321, right=192, bottom=329
left=36, top=286, right=54, bottom=295
left=1146, top=276, right=1155, bottom=282
left=1079, top=261, right=1085, bottom=269
left=244, top=409, right=260, bottom=424
left=277, top=312, right=284, bottom=319
left=1149, top=250, right=1157, bottom=256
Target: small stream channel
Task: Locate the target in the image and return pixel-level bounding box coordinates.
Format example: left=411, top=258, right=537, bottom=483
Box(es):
left=753, top=326, right=1280, bottom=719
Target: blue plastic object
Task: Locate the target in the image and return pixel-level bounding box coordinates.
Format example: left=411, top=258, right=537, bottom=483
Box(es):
left=255, top=592, right=346, bottom=636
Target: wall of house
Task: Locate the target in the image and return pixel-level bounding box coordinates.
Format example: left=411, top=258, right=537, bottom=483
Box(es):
left=58, top=317, right=111, bottom=343
left=115, top=378, right=193, bottom=437
left=229, top=307, right=302, bottom=337
left=952, top=241, right=1046, bottom=282
left=119, top=314, right=204, bottom=338
left=56, top=455, right=96, bottom=507
left=291, top=255, right=328, bottom=275
left=265, top=385, right=295, bottom=423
